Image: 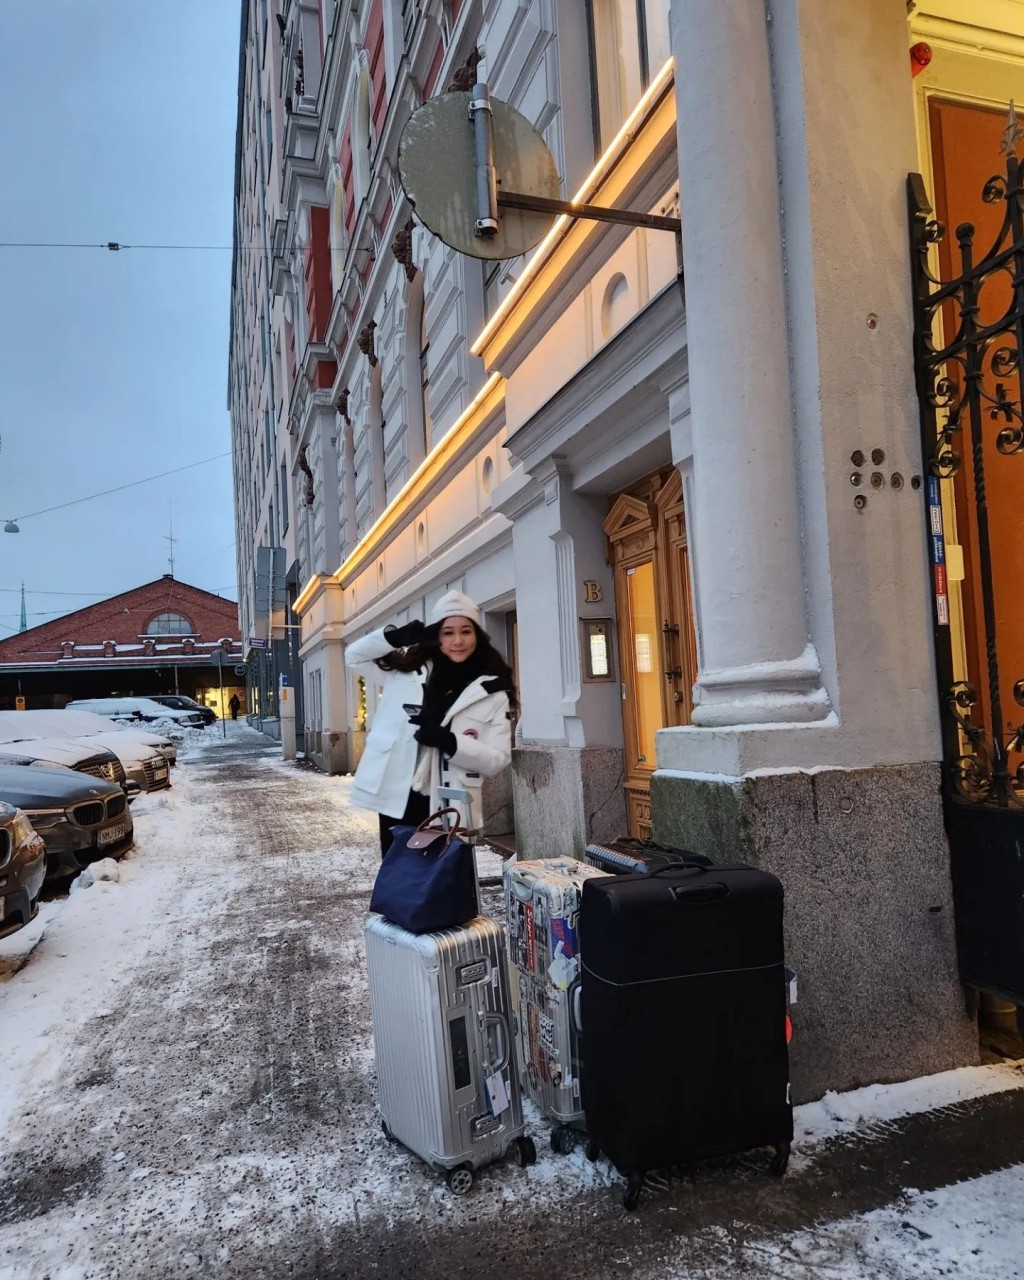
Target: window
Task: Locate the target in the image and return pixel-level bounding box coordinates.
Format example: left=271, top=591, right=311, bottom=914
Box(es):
left=280, top=461, right=289, bottom=531
left=588, top=0, right=671, bottom=150
left=146, top=612, right=194, bottom=636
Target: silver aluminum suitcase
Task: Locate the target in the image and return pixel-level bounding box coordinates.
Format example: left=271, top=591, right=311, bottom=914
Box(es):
left=503, top=857, right=609, bottom=1151
left=365, top=912, right=536, bottom=1194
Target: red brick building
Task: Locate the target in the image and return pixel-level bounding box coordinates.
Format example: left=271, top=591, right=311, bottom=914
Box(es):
left=0, top=576, right=245, bottom=714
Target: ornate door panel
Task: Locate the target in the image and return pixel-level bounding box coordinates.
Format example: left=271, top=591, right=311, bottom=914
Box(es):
left=605, top=472, right=697, bottom=838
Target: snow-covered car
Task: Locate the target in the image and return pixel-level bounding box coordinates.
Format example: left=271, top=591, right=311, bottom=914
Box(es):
left=66, top=696, right=207, bottom=729
left=0, top=711, right=173, bottom=793
left=0, top=764, right=132, bottom=884
left=0, top=800, right=46, bottom=939
left=42, top=708, right=177, bottom=765
left=0, top=738, right=126, bottom=791
left=149, top=695, right=217, bottom=725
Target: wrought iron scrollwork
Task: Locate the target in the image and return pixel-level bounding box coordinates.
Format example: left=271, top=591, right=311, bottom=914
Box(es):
left=908, top=133, right=1024, bottom=809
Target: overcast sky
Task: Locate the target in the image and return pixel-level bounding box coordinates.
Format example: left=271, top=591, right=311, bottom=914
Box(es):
left=0, top=0, right=241, bottom=637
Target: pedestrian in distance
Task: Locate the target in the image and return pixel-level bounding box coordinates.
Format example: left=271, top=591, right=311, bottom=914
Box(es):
left=345, top=591, right=516, bottom=857
left=229, top=693, right=241, bottom=721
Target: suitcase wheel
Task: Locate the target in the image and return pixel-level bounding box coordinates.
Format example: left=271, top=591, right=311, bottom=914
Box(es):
left=511, top=1136, right=537, bottom=1168
left=768, top=1140, right=791, bottom=1177
left=550, top=1126, right=575, bottom=1156
left=622, top=1172, right=644, bottom=1211
left=447, top=1165, right=474, bottom=1196
left=585, top=1139, right=600, bottom=1163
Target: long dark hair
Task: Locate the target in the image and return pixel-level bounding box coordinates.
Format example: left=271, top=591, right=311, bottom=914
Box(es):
left=376, top=622, right=518, bottom=716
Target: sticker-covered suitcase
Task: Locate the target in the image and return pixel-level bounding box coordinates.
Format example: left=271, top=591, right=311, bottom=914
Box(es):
left=503, top=857, right=609, bottom=1149
left=580, top=862, right=793, bottom=1209
left=365, top=912, right=536, bottom=1195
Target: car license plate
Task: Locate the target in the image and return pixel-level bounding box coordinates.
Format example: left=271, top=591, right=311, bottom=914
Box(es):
left=154, top=766, right=168, bottom=780
left=98, top=822, right=127, bottom=846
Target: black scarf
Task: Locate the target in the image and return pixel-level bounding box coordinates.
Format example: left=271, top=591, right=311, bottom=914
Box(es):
left=419, top=647, right=513, bottom=728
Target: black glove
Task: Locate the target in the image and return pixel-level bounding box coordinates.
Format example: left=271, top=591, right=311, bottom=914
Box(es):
left=413, top=722, right=458, bottom=757
left=384, top=619, right=437, bottom=648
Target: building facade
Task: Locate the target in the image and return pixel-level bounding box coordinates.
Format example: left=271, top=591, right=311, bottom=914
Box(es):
left=228, top=0, right=304, bottom=740
left=232, top=0, right=1024, bottom=1100
left=0, top=576, right=244, bottom=713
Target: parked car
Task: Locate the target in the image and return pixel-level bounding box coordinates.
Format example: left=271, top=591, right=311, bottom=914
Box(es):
left=0, top=739, right=127, bottom=791
left=148, top=695, right=217, bottom=725
left=0, top=801, right=47, bottom=939
left=0, top=712, right=172, bottom=794
left=38, top=708, right=178, bottom=765
left=0, top=764, right=132, bottom=884
left=65, top=697, right=207, bottom=729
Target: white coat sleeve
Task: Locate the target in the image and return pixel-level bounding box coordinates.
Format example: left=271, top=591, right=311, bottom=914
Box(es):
left=449, top=693, right=512, bottom=777
left=345, top=627, right=396, bottom=675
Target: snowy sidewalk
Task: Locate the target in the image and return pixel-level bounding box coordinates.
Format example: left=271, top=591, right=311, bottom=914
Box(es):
left=0, top=723, right=1021, bottom=1280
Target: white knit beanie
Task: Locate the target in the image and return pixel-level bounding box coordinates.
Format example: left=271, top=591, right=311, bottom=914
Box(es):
left=431, top=589, right=482, bottom=627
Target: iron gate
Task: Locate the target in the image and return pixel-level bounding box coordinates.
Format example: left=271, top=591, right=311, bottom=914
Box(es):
left=908, top=124, right=1024, bottom=1019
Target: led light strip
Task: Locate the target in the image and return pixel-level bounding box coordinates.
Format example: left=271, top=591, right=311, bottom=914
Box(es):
left=329, top=372, right=504, bottom=588
left=470, top=57, right=675, bottom=357
left=293, top=572, right=327, bottom=617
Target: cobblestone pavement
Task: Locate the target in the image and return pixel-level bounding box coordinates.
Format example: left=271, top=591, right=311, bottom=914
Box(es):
left=1, top=725, right=1022, bottom=1280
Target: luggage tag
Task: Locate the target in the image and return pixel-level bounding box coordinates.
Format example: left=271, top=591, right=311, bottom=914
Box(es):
left=547, top=941, right=577, bottom=991
left=485, top=1069, right=511, bottom=1116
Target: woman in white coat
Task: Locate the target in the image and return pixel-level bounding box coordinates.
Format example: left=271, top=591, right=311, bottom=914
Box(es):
left=345, top=591, right=515, bottom=855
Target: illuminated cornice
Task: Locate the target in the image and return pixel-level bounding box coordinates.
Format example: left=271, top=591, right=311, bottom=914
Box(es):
left=470, top=59, right=676, bottom=361
left=333, top=373, right=504, bottom=587
left=293, top=573, right=328, bottom=617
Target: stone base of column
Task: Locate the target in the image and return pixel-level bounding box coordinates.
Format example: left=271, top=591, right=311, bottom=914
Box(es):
left=511, top=746, right=627, bottom=860
left=651, top=762, right=978, bottom=1103
left=302, top=730, right=353, bottom=775
left=481, top=769, right=515, bottom=837
left=692, top=648, right=833, bottom=728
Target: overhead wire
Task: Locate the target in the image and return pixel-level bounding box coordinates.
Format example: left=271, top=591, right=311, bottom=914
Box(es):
left=7, top=453, right=232, bottom=523
left=0, top=241, right=298, bottom=253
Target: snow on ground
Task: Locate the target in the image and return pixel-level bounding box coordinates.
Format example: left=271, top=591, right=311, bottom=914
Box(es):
left=0, top=722, right=1022, bottom=1280
left=734, top=1165, right=1024, bottom=1279
left=790, top=1062, right=1024, bottom=1171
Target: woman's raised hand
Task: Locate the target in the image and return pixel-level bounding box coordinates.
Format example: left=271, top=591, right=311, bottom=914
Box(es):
left=383, top=619, right=440, bottom=648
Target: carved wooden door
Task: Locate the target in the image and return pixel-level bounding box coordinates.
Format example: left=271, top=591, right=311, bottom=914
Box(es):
left=605, top=471, right=697, bottom=838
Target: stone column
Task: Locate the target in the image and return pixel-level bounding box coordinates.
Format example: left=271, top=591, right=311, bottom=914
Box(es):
left=670, top=0, right=828, bottom=729
left=654, top=0, right=976, bottom=1102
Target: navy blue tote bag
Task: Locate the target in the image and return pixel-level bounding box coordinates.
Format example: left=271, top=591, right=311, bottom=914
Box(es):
left=370, top=807, right=478, bottom=934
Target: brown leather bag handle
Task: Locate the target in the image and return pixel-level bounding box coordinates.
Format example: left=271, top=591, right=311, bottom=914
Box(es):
left=405, top=807, right=464, bottom=850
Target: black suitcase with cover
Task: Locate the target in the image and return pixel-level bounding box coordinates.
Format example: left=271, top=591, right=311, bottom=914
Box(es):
left=580, top=862, right=793, bottom=1208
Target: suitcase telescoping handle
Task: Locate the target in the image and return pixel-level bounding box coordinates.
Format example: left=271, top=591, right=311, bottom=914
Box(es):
left=438, top=785, right=477, bottom=838
left=648, top=863, right=731, bottom=903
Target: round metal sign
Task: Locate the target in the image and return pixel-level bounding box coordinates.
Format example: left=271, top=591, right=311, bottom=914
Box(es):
left=234, top=665, right=246, bottom=677
left=399, top=92, right=560, bottom=260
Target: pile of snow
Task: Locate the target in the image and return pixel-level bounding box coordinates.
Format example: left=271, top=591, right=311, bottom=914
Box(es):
left=69, top=857, right=122, bottom=892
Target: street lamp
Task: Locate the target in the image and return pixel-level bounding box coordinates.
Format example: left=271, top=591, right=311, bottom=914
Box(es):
left=3, top=521, right=19, bottom=533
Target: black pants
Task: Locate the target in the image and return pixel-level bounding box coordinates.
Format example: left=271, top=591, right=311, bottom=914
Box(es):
left=379, top=789, right=431, bottom=858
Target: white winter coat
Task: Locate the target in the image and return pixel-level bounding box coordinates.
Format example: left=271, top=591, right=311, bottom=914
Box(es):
left=345, top=627, right=512, bottom=829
